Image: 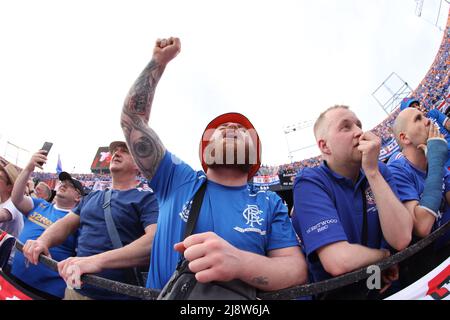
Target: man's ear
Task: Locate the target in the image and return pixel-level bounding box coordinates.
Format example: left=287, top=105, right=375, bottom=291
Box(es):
left=399, top=132, right=409, bottom=146
left=318, top=139, right=331, bottom=155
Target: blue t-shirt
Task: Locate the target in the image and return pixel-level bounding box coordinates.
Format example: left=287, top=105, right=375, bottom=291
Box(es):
left=11, top=198, right=78, bottom=298
left=387, top=151, right=404, bottom=165
left=291, top=161, right=397, bottom=283
left=72, top=188, right=159, bottom=299
left=387, top=156, right=450, bottom=249
left=147, top=151, right=299, bottom=289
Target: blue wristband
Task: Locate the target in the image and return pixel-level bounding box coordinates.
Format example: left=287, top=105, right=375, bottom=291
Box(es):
left=419, top=138, right=447, bottom=216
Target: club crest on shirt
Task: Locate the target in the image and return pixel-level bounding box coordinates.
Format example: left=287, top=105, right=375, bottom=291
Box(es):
left=179, top=200, right=192, bottom=223
left=364, top=186, right=376, bottom=206
left=234, top=204, right=266, bottom=235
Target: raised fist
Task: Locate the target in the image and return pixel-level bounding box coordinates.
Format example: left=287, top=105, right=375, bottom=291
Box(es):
left=153, top=37, right=181, bottom=66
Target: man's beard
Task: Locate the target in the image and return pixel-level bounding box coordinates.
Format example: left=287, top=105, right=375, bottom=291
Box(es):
left=205, top=140, right=254, bottom=173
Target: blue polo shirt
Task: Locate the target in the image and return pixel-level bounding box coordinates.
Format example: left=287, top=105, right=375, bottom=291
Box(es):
left=387, top=156, right=450, bottom=250
left=11, top=198, right=78, bottom=298
left=147, top=151, right=299, bottom=289
left=72, top=188, right=159, bottom=299
left=292, top=161, right=397, bottom=283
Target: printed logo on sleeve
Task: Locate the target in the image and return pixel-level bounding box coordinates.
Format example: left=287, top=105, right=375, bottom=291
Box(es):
left=306, top=219, right=338, bottom=234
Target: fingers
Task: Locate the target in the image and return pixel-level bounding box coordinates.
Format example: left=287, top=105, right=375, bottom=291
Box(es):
left=58, top=258, right=82, bottom=289
left=23, top=240, right=49, bottom=265
left=188, top=256, right=213, bottom=274
left=426, top=121, right=444, bottom=140
left=174, top=242, right=186, bottom=253
left=195, top=268, right=218, bottom=283
left=156, top=37, right=180, bottom=49
left=417, top=144, right=427, bottom=154
left=29, top=151, right=48, bottom=169
left=183, top=241, right=208, bottom=262
left=183, top=232, right=216, bottom=248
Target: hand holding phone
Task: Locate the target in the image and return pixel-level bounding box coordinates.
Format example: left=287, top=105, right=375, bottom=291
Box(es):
left=38, top=142, right=53, bottom=166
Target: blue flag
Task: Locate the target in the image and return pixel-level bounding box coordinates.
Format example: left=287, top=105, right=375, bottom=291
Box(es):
left=56, top=154, right=63, bottom=174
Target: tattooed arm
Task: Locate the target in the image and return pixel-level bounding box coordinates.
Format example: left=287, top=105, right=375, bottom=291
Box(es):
left=121, top=37, right=181, bottom=179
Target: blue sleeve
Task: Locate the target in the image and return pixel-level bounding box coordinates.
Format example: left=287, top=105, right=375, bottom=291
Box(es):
left=379, top=161, right=401, bottom=198
left=387, top=162, right=420, bottom=202
left=428, top=109, right=448, bottom=128
left=72, top=192, right=93, bottom=216
left=149, top=151, right=200, bottom=203
left=267, top=193, right=299, bottom=251
left=139, top=192, right=159, bottom=229
left=291, top=171, right=347, bottom=257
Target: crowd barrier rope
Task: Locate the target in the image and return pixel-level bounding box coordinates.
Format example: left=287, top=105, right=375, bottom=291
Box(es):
left=5, top=220, right=449, bottom=300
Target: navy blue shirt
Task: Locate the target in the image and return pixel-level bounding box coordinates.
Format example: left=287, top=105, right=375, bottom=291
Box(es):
left=292, top=161, right=397, bottom=282
left=73, top=188, right=159, bottom=299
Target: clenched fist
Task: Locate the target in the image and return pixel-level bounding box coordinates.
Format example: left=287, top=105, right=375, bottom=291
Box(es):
left=357, top=131, right=381, bottom=176
left=153, top=37, right=181, bottom=66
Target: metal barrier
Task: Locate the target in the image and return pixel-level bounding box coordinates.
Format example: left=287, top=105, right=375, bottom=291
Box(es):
left=7, top=220, right=450, bottom=300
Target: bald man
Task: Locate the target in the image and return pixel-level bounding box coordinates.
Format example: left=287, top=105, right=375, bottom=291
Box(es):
left=292, top=105, right=412, bottom=299
left=388, top=108, right=449, bottom=286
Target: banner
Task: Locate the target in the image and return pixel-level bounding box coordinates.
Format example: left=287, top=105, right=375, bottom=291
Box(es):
left=252, top=174, right=280, bottom=187
left=385, top=257, right=450, bottom=300
left=279, top=172, right=296, bottom=187
left=0, top=270, right=41, bottom=300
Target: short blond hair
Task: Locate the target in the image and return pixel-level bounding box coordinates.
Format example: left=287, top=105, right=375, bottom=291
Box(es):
left=313, top=105, right=350, bottom=140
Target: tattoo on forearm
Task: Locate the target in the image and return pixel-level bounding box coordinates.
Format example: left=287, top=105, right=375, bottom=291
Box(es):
left=126, top=60, right=164, bottom=118
left=252, top=276, right=269, bottom=286
left=121, top=59, right=166, bottom=179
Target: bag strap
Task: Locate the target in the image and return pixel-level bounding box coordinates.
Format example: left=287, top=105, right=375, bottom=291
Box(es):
left=183, top=181, right=207, bottom=240
left=103, top=189, right=123, bottom=249
left=102, top=189, right=144, bottom=287
left=360, top=183, right=368, bottom=247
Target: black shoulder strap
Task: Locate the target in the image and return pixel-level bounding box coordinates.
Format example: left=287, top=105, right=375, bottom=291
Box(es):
left=360, top=183, right=368, bottom=247
left=184, top=181, right=207, bottom=240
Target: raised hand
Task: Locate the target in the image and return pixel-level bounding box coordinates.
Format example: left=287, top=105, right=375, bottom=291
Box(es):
left=153, top=37, right=181, bottom=66
left=417, top=122, right=445, bottom=155
left=25, top=150, right=48, bottom=172
left=357, top=131, right=381, bottom=176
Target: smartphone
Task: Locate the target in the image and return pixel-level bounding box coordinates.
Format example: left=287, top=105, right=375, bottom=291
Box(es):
left=38, top=142, right=53, bottom=166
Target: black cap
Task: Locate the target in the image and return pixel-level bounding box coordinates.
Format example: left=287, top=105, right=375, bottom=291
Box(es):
left=58, top=172, right=85, bottom=196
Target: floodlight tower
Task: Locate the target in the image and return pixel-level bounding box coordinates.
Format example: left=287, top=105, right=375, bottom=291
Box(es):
left=283, top=120, right=314, bottom=163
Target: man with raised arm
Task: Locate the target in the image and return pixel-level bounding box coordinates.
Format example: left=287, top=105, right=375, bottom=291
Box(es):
left=292, top=105, right=413, bottom=299
left=121, top=37, right=308, bottom=293
left=10, top=151, right=82, bottom=298
left=21, top=142, right=159, bottom=300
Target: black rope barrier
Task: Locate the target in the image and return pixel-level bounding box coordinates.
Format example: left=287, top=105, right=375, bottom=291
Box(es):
left=7, top=220, right=450, bottom=300
left=259, top=220, right=450, bottom=299
left=12, top=241, right=160, bottom=300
